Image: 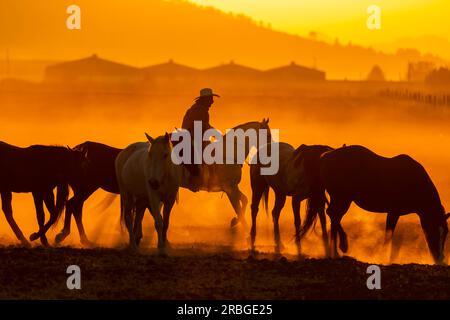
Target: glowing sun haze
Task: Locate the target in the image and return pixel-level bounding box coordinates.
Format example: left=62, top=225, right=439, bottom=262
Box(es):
left=190, top=0, right=450, bottom=47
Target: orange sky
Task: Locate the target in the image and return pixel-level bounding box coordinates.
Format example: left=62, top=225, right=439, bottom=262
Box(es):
left=1, top=0, right=449, bottom=79
left=190, top=0, right=450, bottom=56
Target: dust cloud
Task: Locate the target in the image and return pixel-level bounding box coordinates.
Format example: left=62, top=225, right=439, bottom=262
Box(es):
left=1, top=82, right=450, bottom=265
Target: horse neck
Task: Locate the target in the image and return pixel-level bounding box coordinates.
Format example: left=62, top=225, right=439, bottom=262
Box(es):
left=164, top=155, right=183, bottom=186
left=224, top=122, right=269, bottom=159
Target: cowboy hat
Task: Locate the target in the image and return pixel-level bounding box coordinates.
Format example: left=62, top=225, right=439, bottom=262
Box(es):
left=196, top=88, right=220, bottom=99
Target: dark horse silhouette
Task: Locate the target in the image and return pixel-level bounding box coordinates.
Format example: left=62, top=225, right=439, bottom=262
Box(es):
left=55, top=141, right=122, bottom=246
left=302, top=145, right=450, bottom=264
left=250, top=142, right=333, bottom=256
left=0, top=141, right=87, bottom=246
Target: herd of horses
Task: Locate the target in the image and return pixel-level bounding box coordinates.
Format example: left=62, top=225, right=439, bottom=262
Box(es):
left=0, top=118, right=449, bottom=264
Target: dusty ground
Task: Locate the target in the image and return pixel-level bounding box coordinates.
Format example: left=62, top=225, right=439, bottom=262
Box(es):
left=0, top=245, right=449, bottom=300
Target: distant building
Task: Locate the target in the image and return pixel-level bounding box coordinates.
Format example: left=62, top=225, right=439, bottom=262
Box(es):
left=44, top=54, right=141, bottom=83
left=141, top=59, right=201, bottom=83
left=366, top=65, right=386, bottom=82
left=43, top=56, right=331, bottom=87
left=264, top=62, right=325, bottom=82
left=201, top=61, right=263, bottom=83
left=425, top=67, right=450, bottom=86
left=407, top=61, right=435, bottom=83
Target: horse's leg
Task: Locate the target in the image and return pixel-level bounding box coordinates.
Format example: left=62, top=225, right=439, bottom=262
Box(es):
left=337, top=223, right=348, bottom=253
left=72, top=188, right=98, bottom=247
left=30, top=191, right=49, bottom=247
left=385, top=213, right=400, bottom=263
left=55, top=185, right=97, bottom=246
left=161, top=197, right=176, bottom=250
left=31, top=189, right=64, bottom=244
left=249, top=181, right=266, bottom=252
left=326, top=196, right=351, bottom=258
left=226, top=187, right=247, bottom=229
left=55, top=197, right=74, bottom=245
left=292, top=195, right=301, bottom=256
left=147, top=194, right=164, bottom=252
left=1, top=192, right=30, bottom=247
left=272, top=192, right=286, bottom=254
left=123, top=193, right=137, bottom=250
left=239, top=190, right=248, bottom=225
left=318, top=208, right=331, bottom=257
left=133, top=200, right=146, bottom=247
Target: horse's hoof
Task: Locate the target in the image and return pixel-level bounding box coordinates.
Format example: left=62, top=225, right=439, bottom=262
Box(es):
left=40, top=235, right=50, bottom=247
left=331, top=251, right=340, bottom=259
left=275, top=242, right=285, bottom=254
left=158, top=249, right=169, bottom=257
left=128, top=245, right=139, bottom=254
left=21, top=240, right=32, bottom=248
left=339, top=241, right=348, bottom=253
left=230, top=217, right=238, bottom=228
left=29, top=233, right=40, bottom=241
left=81, top=238, right=95, bottom=248
left=296, top=253, right=305, bottom=261
left=55, top=232, right=67, bottom=244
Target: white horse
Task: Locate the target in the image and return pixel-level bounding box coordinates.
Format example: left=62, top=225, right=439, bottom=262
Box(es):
left=130, top=119, right=272, bottom=241
left=115, top=133, right=181, bottom=251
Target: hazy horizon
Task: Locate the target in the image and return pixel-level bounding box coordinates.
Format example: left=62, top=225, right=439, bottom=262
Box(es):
left=1, top=0, right=449, bottom=80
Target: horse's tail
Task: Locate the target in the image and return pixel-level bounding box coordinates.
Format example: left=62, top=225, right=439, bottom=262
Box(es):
left=54, top=183, right=69, bottom=227
left=298, top=190, right=326, bottom=239
left=94, top=193, right=118, bottom=212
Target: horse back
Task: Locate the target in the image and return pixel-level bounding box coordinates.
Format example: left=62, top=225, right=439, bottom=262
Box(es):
left=115, top=142, right=149, bottom=197
left=0, top=143, right=74, bottom=191
left=320, top=145, right=442, bottom=213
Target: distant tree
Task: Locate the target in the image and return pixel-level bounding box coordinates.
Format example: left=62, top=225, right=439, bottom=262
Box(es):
left=366, top=65, right=386, bottom=81
left=309, top=31, right=318, bottom=41
left=407, top=61, right=435, bottom=82
left=425, top=67, right=450, bottom=85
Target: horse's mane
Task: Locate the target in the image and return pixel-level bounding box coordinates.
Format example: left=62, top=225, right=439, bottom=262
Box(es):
left=230, top=120, right=261, bottom=130
left=293, top=144, right=333, bottom=158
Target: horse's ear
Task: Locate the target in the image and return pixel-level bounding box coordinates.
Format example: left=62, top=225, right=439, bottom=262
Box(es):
left=165, top=132, right=170, bottom=142
left=446, top=213, right=450, bottom=220
left=67, top=145, right=73, bottom=151
left=265, top=118, right=269, bottom=124
left=145, top=133, right=154, bottom=144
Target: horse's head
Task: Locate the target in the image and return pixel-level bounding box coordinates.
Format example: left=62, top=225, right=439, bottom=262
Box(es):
left=421, top=206, right=450, bottom=265
left=66, top=145, right=90, bottom=176
left=260, top=118, right=272, bottom=142
left=145, top=132, right=173, bottom=190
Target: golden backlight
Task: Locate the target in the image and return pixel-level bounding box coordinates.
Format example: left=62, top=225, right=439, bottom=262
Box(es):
left=0, top=0, right=450, bottom=266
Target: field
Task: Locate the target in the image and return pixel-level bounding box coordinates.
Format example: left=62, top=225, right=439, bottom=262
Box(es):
left=1, top=81, right=450, bottom=299
left=1, top=245, right=450, bottom=300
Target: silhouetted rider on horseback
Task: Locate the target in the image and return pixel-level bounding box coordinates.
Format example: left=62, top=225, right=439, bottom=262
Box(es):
left=181, top=88, right=220, bottom=191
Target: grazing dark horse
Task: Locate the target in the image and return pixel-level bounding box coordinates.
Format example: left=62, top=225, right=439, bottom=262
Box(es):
left=303, top=145, right=450, bottom=264
left=250, top=142, right=333, bottom=255
left=0, top=141, right=87, bottom=246
left=55, top=141, right=122, bottom=246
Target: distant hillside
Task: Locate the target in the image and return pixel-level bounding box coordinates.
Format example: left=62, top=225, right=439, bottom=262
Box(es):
left=0, top=0, right=448, bottom=79
left=378, top=35, right=450, bottom=62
